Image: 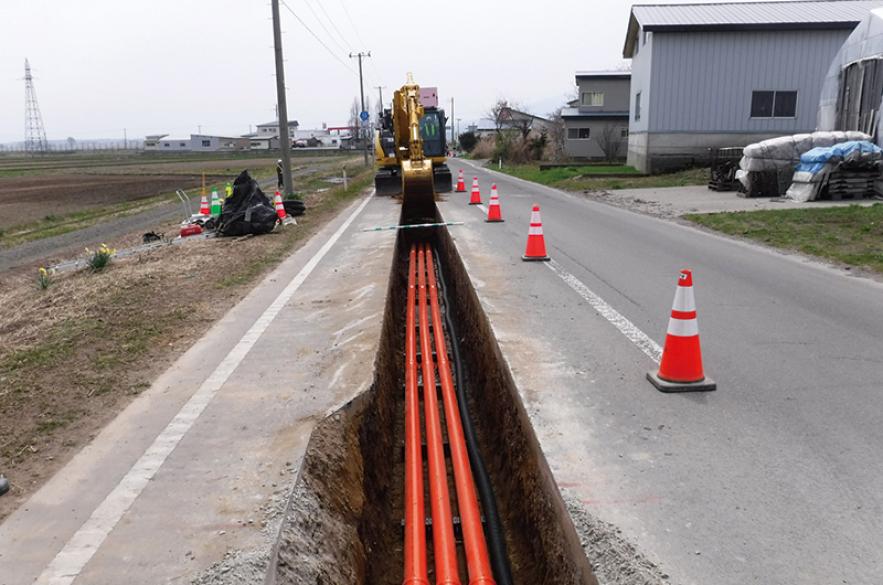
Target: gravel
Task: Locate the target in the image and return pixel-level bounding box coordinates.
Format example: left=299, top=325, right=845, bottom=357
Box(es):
left=564, top=492, right=671, bottom=585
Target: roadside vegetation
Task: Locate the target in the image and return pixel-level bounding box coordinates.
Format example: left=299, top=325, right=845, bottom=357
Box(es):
left=494, top=164, right=707, bottom=191
left=686, top=203, right=883, bottom=274
left=0, top=162, right=373, bottom=518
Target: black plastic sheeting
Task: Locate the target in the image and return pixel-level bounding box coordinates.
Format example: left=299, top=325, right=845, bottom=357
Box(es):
left=217, top=170, right=278, bottom=237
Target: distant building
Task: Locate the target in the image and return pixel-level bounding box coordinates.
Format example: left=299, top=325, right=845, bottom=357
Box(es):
left=470, top=107, right=552, bottom=139
left=256, top=120, right=299, bottom=139
left=561, top=71, right=630, bottom=160
left=623, top=0, right=881, bottom=173
left=190, top=134, right=250, bottom=152
left=143, top=133, right=249, bottom=152
left=144, top=134, right=190, bottom=151
left=249, top=135, right=280, bottom=151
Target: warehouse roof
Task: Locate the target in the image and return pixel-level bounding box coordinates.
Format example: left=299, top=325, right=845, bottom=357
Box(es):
left=624, top=0, right=883, bottom=56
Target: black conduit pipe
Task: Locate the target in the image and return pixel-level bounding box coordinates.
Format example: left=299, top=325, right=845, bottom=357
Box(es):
left=433, top=246, right=514, bottom=585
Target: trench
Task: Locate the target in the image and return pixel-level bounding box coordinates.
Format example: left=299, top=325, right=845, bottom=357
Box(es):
left=267, top=198, right=597, bottom=585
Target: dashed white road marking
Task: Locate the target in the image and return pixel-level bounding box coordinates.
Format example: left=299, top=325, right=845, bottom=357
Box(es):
left=546, top=259, right=663, bottom=363
left=34, top=193, right=375, bottom=585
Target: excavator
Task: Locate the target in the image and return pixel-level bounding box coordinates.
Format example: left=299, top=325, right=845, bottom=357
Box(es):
left=374, top=75, right=453, bottom=204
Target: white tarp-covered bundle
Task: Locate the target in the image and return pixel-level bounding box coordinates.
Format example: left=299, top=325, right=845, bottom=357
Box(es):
left=786, top=140, right=883, bottom=202
left=818, top=7, right=883, bottom=139
left=740, top=131, right=871, bottom=172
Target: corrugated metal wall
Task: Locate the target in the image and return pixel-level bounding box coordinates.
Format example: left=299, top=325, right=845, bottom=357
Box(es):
left=648, top=29, right=851, bottom=133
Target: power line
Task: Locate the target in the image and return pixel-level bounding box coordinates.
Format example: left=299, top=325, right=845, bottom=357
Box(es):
left=335, top=0, right=385, bottom=88
left=314, top=0, right=354, bottom=53
left=279, top=0, right=355, bottom=74
left=299, top=0, right=349, bottom=56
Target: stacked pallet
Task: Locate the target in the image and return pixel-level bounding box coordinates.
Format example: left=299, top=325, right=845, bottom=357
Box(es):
left=825, top=166, right=878, bottom=200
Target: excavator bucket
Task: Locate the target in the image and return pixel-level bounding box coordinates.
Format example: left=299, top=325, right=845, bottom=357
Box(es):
left=375, top=168, right=401, bottom=196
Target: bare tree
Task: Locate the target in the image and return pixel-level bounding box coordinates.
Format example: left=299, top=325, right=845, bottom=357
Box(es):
left=488, top=99, right=509, bottom=133
left=598, top=124, right=625, bottom=162
left=546, top=106, right=567, bottom=161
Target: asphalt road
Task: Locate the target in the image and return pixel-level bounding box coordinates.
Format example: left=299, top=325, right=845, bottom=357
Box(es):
left=446, top=159, right=883, bottom=585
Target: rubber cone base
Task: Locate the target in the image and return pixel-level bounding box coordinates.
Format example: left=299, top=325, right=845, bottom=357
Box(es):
left=485, top=218, right=504, bottom=223
left=646, top=371, right=716, bottom=393
left=522, top=254, right=550, bottom=262
left=469, top=200, right=481, bottom=205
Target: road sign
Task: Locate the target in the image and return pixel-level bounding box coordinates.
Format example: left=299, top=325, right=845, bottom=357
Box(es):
left=359, top=110, right=369, bottom=122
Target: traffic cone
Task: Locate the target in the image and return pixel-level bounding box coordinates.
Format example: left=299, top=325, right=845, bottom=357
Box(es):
left=486, top=184, right=503, bottom=222
left=199, top=192, right=210, bottom=215
left=210, top=189, right=221, bottom=217
left=274, top=191, right=287, bottom=220
left=522, top=204, right=550, bottom=261
left=455, top=169, right=466, bottom=192
left=647, top=269, right=716, bottom=392
left=469, top=177, right=482, bottom=205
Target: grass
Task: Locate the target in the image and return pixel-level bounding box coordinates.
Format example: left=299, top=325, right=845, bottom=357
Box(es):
left=494, top=163, right=707, bottom=191
left=685, top=203, right=883, bottom=274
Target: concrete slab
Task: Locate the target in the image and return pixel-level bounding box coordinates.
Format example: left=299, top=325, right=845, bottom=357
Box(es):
left=0, top=192, right=399, bottom=585
left=592, top=184, right=880, bottom=218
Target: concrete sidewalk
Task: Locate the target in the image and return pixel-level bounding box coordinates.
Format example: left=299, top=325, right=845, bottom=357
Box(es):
left=0, top=192, right=398, bottom=585
left=591, top=184, right=880, bottom=218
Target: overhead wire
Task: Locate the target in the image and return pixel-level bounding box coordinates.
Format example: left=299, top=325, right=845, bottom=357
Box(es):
left=299, top=0, right=350, bottom=56
left=279, top=0, right=355, bottom=74
left=314, top=0, right=354, bottom=53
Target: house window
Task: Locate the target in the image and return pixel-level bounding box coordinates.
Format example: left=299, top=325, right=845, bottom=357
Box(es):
left=751, top=90, right=798, bottom=118
left=163, top=142, right=170, bottom=147
left=635, top=92, right=642, bottom=121
left=620, top=127, right=629, bottom=138
left=567, top=128, right=591, bottom=139
left=179, top=142, right=186, bottom=147
left=201, top=139, right=211, bottom=147
left=581, top=92, right=604, bottom=107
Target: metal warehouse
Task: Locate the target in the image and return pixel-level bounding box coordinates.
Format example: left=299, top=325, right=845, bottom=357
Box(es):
left=624, top=0, right=883, bottom=173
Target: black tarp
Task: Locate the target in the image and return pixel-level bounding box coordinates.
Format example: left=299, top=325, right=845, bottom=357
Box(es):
left=217, top=170, right=278, bottom=237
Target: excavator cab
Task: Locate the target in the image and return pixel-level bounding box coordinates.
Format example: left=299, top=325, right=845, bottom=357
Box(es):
left=374, top=81, right=452, bottom=197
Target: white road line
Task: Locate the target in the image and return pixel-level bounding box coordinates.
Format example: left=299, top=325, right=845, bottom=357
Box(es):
left=546, top=259, right=663, bottom=363
left=476, top=204, right=487, bottom=214
left=35, top=193, right=375, bottom=585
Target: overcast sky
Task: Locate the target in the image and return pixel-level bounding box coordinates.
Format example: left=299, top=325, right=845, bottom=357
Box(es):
left=1, top=0, right=784, bottom=143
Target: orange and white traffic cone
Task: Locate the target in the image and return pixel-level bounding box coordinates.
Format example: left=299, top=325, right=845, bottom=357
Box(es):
left=469, top=177, right=482, bottom=205
left=647, top=269, right=716, bottom=392
left=199, top=192, right=210, bottom=215
left=522, top=204, right=550, bottom=261
left=455, top=169, right=466, bottom=192
left=274, top=191, right=287, bottom=220
left=486, top=184, right=503, bottom=222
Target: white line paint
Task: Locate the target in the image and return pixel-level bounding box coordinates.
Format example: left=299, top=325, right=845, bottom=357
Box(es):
left=546, top=259, right=663, bottom=363
left=35, top=193, right=375, bottom=585
left=476, top=204, right=487, bottom=214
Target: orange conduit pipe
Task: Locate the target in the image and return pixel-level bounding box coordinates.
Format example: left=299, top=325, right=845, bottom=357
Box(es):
left=425, top=244, right=496, bottom=585
left=417, top=246, right=461, bottom=585
left=404, top=245, right=430, bottom=585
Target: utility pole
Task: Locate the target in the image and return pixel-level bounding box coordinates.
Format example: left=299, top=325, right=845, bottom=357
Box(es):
left=450, top=97, right=455, bottom=149
left=375, top=85, right=385, bottom=112
left=271, top=0, right=294, bottom=197
left=349, top=51, right=371, bottom=166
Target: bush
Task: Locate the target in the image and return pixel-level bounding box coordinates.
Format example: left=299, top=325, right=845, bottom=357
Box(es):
left=458, top=131, right=478, bottom=152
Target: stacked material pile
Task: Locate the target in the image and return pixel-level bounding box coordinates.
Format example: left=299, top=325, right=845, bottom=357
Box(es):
left=786, top=141, right=882, bottom=202
left=737, top=131, right=870, bottom=197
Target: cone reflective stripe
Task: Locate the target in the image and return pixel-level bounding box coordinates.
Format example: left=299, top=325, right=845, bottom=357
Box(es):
left=647, top=269, right=716, bottom=393
left=486, top=184, right=503, bottom=222
left=469, top=177, right=482, bottom=204
left=210, top=190, right=221, bottom=217
left=199, top=193, right=210, bottom=215
left=274, top=191, right=287, bottom=220
left=522, top=204, right=550, bottom=261
left=455, top=169, right=466, bottom=192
